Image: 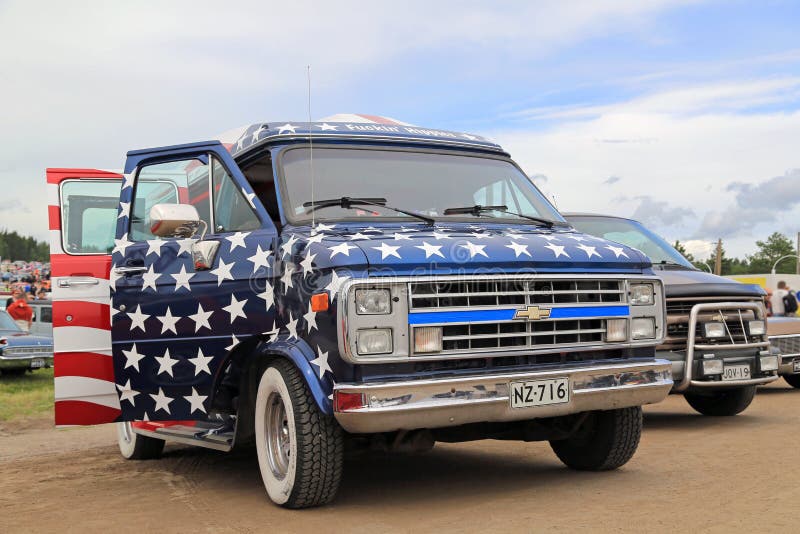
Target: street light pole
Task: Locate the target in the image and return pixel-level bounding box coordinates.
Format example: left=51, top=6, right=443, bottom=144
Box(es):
left=796, top=232, right=799, bottom=275
left=771, top=254, right=800, bottom=274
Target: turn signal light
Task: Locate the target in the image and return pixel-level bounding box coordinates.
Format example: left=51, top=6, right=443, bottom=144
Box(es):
left=334, top=391, right=365, bottom=412
left=311, top=292, right=329, bottom=312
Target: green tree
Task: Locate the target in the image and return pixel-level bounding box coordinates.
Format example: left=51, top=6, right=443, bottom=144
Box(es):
left=0, top=230, right=49, bottom=262
left=747, top=232, right=796, bottom=274
left=672, top=240, right=696, bottom=263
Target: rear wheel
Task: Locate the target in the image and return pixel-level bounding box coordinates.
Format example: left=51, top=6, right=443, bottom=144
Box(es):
left=550, top=407, right=642, bottom=471
left=117, top=422, right=165, bottom=460
left=0, top=368, right=27, bottom=376
left=684, top=386, right=756, bottom=416
left=784, top=374, right=800, bottom=389
left=254, top=359, right=343, bottom=508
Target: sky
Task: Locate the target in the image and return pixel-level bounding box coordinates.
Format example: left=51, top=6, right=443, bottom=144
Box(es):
left=1, top=0, right=799, bottom=261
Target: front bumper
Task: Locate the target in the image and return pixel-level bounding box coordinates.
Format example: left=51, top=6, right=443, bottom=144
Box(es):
left=0, top=352, right=53, bottom=370
left=659, top=349, right=777, bottom=389
left=333, top=360, right=673, bottom=434
left=770, top=334, right=800, bottom=376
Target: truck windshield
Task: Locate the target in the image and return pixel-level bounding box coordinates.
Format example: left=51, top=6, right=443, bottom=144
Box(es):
left=280, top=147, right=566, bottom=225
left=567, top=215, right=695, bottom=268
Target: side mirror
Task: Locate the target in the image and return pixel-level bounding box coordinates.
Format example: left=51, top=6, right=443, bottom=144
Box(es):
left=149, top=204, right=203, bottom=238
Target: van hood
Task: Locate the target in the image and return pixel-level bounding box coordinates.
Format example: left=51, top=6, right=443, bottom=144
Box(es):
left=655, top=267, right=766, bottom=299
left=284, top=223, right=651, bottom=275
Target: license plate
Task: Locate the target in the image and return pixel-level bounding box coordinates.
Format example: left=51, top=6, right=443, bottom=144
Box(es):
left=30, top=358, right=45, bottom=369
left=510, top=377, right=570, bottom=409
left=793, top=360, right=800, bottom=373
left=722, top=364, right=751, bottom=381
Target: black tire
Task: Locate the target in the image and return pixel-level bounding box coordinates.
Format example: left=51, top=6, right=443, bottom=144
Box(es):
left=116, top=422, right=165, bottom=459
left=784, top=374, right=800, bottom=389
left=254, top=359, right=343, bottom=509
left=550, top=407, right=642, bottom=471
left=0, top=368, right=27, bottom=376
left=684, top=386, right=756, bottom=416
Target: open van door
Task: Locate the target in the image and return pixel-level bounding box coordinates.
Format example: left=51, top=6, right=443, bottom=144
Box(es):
left=48, top=168, right=124, bottom=425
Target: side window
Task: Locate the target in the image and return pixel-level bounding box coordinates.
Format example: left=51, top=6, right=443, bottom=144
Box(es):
left=60, top=180, right=121, bottom=254
left=212, top=157, right=261, bottom=233
left=130, top=158, right=210, bottom=241
left=40, top=306, right=52, bottom=323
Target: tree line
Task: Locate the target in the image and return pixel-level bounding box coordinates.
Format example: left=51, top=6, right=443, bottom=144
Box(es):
left=675, top=232, right=798, bottom=275
left=0, top=230, right=49, bottom=263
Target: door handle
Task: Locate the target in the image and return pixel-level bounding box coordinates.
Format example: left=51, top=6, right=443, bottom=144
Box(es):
left=113, top=266, right=147, bottom=275
left=58, top=277, right=100, bottom=288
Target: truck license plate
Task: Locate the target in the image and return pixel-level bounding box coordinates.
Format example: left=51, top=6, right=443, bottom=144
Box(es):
left=30, top=358, right=45, bottom=369
left=721, top=364, right=750, bottom=381
left=793, top=360, right=800, bottom=373
left=510, top=378, right=570, bottom=409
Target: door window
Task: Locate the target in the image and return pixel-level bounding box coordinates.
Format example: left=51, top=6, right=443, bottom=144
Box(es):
left=60, top=180, right=121, bottom=254
left=212, top=156, right=261, bottom=233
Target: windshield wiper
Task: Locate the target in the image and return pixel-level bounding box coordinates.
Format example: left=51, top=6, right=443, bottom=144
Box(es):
left=443, top=204, right=556, bottom=228
left=302, top=197, right=435, bottom=225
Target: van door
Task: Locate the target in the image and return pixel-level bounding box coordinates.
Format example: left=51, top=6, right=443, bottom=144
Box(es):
left=47, top=168, right=124, bottom=425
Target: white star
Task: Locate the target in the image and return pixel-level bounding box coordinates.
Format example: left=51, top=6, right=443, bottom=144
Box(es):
left=145, top=239, right=164, bottom=258
left=373, top=242, right=402, bottom=259
left=325, top=270, right=346, bottom=302
left=184, top=387, right=208, bottom=414
left=606, top=245, right=629, bottom=258
left=470, top=232, right=490, bottom=240
left=154, top=348, right=179, bottom=377
left=156, top=306, right=180, bottom=334
left=432, top=231, right=452, bottom=240
left=460, top=241, right=489, bottom=258
left=576, top=244, right=601, bottom=258
left=307, top=232, right=326, bottom=245
left=122, top=173, right=134, bottom=190
left=222, top=294, right=248, bottom=323
left=280, top=262, right=296, bottom=289
left=540, top=234, right=561, bottom=242
left=188, top=303, right=213, bottom=332
left=264, top=323, right=281, bottom=343
left=286, top=314, right=299, bottom=340
left=225, top=334, right=240, bottom=352
left=247, top=245, right=272, bottom=273
left=127, top=305, right=149, bottom=332
left=122, top=343, right=145, bottom=372
left=113, top=234, right=132, bottom=256
left=316, top=123, right=338, bottom=131
left=251, top=125, right=266, bottom=142
left=393, top=233, right=413, bottom=241
left=348, top=232, right=370, bottom=241
left=300, top=250, right=317, bottom=275
left=281, top=234, right=299, bottom=258
left=117, top=202, right=130, bottom=220
left=506, top=241, right=531, bottom=258
left=116, top=379, right=139, bottom=406
left=171, top=264, right=195, bottom=291
left=109, top=268, right=122, bottom=292
left=210, top=258, right=234, bottom=286
left=141, top=265, right=161, bottom=291
left=415, top=241, right=444, bottom=258
left=278, top=123, right=297, bottom=134
left=303, top=302, right=318, bottom=333
left=505, top=230, right=528, bottom=240
left=310, top=347, right=332, bottom=379
left=362, top=226, right=382, bottom=233
left=243, top=188, right=257, bottom=209
left=226, top=231, right=249, bottom=251
left=176, top=237, right=196, bottom=256
left=236, top=134, right=246, bottom=150
left=567, top=234, right=587, bottom=242
left=257, top=283, right=275, bottom=310
left=462, top=133, right=479, bottom=141
left=149, top=388, right=173, bottom=414
left=545, top=243, right=570, bottom=258
left=189, top=348, right=213, bottom=375
left=315, top=222, right=336, bottom=232
left=329, top=242, right=357, bottom=258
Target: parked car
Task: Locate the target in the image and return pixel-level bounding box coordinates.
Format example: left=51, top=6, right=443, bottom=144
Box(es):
left=29, top=299, right=53, bottom=336
left=48, top=117, right=673, bottom=508
left=566, top=214, right=778, bottom=416
left=767, top=316, right=800, bottom=387
left=0, top=310, right=54, bottom=375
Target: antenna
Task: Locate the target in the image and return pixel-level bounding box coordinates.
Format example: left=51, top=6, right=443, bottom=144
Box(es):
left=307, top=65, right=315, bottom=229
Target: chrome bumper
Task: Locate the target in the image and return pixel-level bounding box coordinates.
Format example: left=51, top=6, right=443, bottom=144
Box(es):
left=0, top=353, right=53, bottom=370
left=333, top=360, right=673, bottom=434
left=659, top=350, right=778, bottom=389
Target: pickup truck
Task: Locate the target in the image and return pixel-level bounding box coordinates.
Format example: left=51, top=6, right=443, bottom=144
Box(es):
left=566, top=214, right=778, bottom=415
left=48, top=116, right=672, bottom=508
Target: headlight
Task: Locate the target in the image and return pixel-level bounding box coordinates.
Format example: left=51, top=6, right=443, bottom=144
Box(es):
left=414, top=326, right=442, bottom=353
left=759, top=355, right=779, bottom=371
left=356, top=328, right=393, bottom=355
left=702, top=359, right=723, bottom=375
left=631, top=317, right=655, bottom=339
left=630, top=284, right=654, bottom=305
left=703, top=322, right=726, bottom=338
left=355, top=289, right=392, bottom=315
left=605, top=319, right=627, bottom=342
left=748, top=320, right=766, bottom=336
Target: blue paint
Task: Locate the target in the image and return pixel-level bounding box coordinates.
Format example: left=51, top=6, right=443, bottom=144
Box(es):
left=409, top=305, right=630, bottom=325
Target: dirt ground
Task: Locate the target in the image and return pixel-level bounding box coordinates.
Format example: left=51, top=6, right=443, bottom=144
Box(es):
left=2, top=381, right=799, bottom=533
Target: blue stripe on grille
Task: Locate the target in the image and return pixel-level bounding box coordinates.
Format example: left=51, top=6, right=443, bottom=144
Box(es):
left=408, top=305, right=630, bottom=325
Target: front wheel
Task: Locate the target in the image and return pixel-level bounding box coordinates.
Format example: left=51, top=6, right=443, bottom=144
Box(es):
left=784, top=374, right=800, bottom=389
left=116, top=422, right=165, bottom=459
left=550, top=407, right=642, bottom=471
left=684, top=386, right=756, bottom=416
left=254, top=360, right=343, bottom=508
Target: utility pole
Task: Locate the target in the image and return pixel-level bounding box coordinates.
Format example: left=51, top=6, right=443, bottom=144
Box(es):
left=796, top=232, right=799, bottom=275
left=714, top=238, right=723, bottom=275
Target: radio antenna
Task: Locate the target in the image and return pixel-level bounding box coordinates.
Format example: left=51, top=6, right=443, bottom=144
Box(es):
left=307, top=65, right=315, bottom=229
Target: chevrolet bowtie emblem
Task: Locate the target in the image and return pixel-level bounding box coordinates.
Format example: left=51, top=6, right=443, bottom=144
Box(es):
left=514, top=305, right=552, bottom=321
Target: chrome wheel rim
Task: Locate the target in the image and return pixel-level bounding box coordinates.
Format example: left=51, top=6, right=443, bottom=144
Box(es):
left=120, top=421, right=133, bottom=444
left=265, top=392, right=291, bottom=479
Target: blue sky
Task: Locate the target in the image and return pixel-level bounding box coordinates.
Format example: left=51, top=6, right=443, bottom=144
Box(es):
left=1, top=0, right=799, bottom=259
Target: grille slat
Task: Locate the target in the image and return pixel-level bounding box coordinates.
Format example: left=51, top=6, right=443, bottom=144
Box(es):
left=771, top=335, right=800, bottom=357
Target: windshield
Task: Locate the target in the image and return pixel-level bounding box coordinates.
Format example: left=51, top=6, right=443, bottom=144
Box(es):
left=0, top=311, right=22, bottom=332
left=280, top=147, right=566, bottom=224
left=567, top=216, right=695, bottom=268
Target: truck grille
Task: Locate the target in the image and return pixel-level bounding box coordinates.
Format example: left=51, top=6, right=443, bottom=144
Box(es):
left=662, top=297, right=762, bottom=350
left=409, top=278, right=624, bottom=355
left=771, top=335, right=800, bottom=357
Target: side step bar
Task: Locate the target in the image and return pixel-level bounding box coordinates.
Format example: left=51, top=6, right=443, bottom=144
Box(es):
left=131, top=419, right=235, bottom=452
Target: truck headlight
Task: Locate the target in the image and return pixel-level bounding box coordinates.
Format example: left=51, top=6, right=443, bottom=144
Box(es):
left=748, top=320, right=766, bottom=336
left=759, top=355, right=779, bottom=372
left=630, top=284, right=654, bottom=305
left=356, top=328, right=393, bottom=355
left=605, top=319, right=627, bottom=342
left=355, top=289, right=392, bottom=315
left=702, top=359, right=723, bottom=375
left=631, top=317, right=656, bottom=339
left=703, top=322, right=726, bottom=338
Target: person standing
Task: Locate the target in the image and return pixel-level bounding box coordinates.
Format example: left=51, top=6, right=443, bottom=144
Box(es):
left=770, top=281, right=797, bottom=317
left=6, top=289, right=33, bottom=331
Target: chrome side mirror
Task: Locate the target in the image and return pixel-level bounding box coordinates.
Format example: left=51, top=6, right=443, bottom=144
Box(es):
left=149, top=204, right=203, bottom=238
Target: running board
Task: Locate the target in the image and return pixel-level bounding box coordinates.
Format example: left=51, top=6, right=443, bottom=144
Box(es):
left=131, top=420, right=235, bottom=452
